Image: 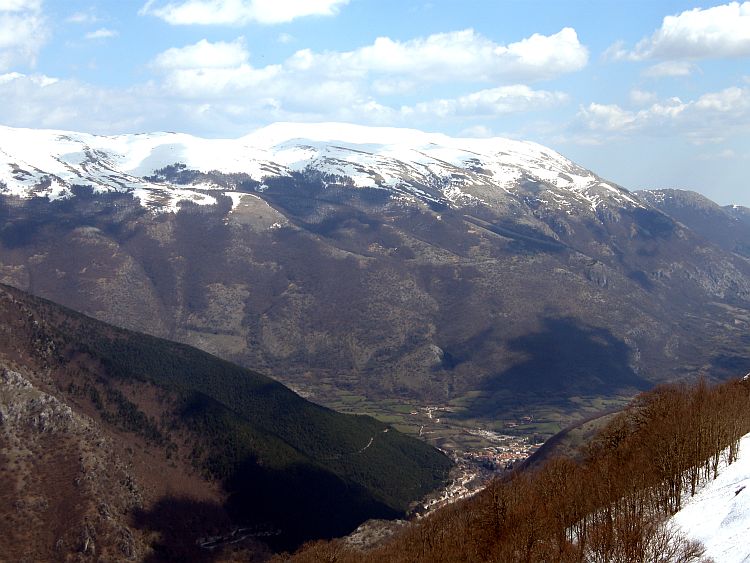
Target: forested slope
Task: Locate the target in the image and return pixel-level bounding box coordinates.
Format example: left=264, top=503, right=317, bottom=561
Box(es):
left=0, top=283, right=450, bottom=551
left=287, top=377, right=750, bottom=562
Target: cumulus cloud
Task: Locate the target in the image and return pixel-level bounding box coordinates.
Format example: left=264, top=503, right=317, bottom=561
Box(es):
left=152, top=38, right=249, bottom=69
left=575, top=86, right=750, bottom=143
left=290, top=27, right=587, bottom=84
left=0, top=23, right=584, bottom=136
left=85, top=28, right=118, bottom=40
left=0, top=0, right=47, bottom=70
left=0, top=68, right=566, bottom=136
left=144, top=30, right=583, bottom=126
left=149, top=39, right=284, bottom=101
left=0, top=57, right=574, bottom=137
left=578, top=103, right=639, bottom=133
left=630, top=89, right=657, bottom=106
left=141, top=0, right=349, bottom=26
left=616, top=2, right=750, bottom=61
left=151, top=28, right=587, bottom=103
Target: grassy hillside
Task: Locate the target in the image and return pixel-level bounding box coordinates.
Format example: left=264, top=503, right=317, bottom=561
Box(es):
left=0, top=283, right=450, bottom=548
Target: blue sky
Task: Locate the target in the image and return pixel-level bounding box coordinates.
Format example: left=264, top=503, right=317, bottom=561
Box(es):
left=1, top=1, right=749, bottom=205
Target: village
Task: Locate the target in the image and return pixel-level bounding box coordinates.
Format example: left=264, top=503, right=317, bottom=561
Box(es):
left=461, top=428, right=541, bottom=471
left=409, top=407, right=543, bottom=516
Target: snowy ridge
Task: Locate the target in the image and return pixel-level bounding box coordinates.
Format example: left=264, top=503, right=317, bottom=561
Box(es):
left=671, top=432, right=750, bottom=562
left=0, top=122, right=641, bottom=213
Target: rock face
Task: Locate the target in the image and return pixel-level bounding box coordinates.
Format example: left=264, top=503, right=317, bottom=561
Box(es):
left=0, top=367, right=148, bottom=562
left=1, top=124, right=749, bottom=425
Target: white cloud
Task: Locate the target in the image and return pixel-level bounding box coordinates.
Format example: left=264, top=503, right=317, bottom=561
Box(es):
left=0, top=0, right=47, bottom=70
left=0, top=70, right=22, bottom=83
left=602, top=40, right=627, bottom=62
left=405, top=85, right=568, bottom=119
left=575, top=86, right=750, bottom=144
left=294, top=27, right=587, bottom=84
left=84, top=28, right=118, bottom=40
left=141, top=0, right=349, bottom=26
left=146, top=30, right=583, bottom=125
left=153, top=28, right=587, bottom=104
left=630, top=89, right=657, bottom=106
left=152, top=38, right=249, bottom=69
left=0, top=25, right=583, bottom=137
left=66, top=11, right=98, bottom=24
left=0, top=72, right=262, bottom=136
left=619, top=2, right=750, bottom=61
left=578, top=102, right=638, bottom=133
left=0, top=72, right=156, bottom=132
left=152, top=40, right=282, bottom=98
left=0, top=0, right=42, bottom=11
left=0, top=71, right=56, bottom=86
left=157, top=64, right=282, bottom=98
left=695, top=86, right=748, bottom=112
left=642, top=61, right=697, bottom=78
left=0, top=74, right=554, bottom=143
left=1, top=39, right=575, bottom=136
left=277, top=32, right=293, bottom=44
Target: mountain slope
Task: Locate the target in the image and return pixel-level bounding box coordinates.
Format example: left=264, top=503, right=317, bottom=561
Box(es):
left=0, top=367, right=153, bottom=561
left=0, top=283, right=450, bottom=554
left=672, top=432, right=750, bottom=563
left=1, top=123, right=750, bottom=443
left=637, top=188, right=750, bottom=258
left=286, top=377, right=750, bottom=562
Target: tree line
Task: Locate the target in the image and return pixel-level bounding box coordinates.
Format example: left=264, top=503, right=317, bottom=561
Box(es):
left=287, top=376, right=750, bottom=562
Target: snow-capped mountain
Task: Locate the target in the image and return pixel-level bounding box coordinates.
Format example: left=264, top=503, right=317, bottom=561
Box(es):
left=0, top=122, right=640, bottom=213
left=2, top=120, right=750, bottom=439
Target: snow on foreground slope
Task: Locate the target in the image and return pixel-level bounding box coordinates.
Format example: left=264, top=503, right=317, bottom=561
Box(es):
left=0, top=122, right=640, bottom=213
left=671, top=433, right=750, bottom=562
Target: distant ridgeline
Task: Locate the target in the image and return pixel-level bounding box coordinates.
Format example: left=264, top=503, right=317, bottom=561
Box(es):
left=290, top=377, right=750, bottom=562
left=0, top=283, right=451, bottom=550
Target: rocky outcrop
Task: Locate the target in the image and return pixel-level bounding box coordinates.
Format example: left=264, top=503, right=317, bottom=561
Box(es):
left=0, top=366, right=148, bottom=561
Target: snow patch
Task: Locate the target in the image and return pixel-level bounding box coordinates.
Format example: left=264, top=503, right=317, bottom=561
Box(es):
left=671, top=433, right=750, bottom=562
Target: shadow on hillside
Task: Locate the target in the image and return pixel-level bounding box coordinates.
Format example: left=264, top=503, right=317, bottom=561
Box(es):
left=458, top=317, right=651, bottom=418
left=0, top=190, right=141, bottom=249
left=133, top=497, right=232, bottom=562
left=133, top=459, right=398, bottom=560
left=224, top=458, right=397, bottom=549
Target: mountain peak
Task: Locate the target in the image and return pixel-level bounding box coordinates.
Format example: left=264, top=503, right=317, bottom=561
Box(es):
left=0, top=122, right=640, bottom=213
